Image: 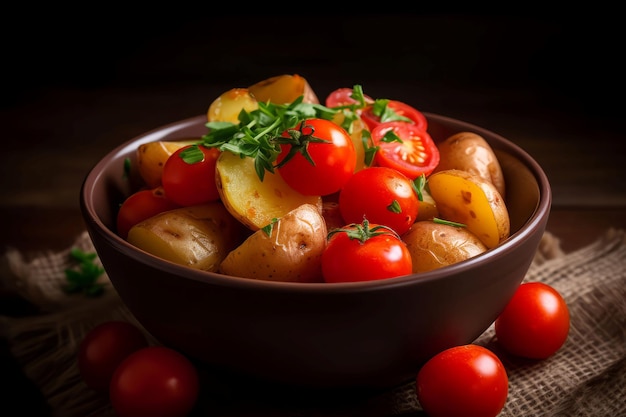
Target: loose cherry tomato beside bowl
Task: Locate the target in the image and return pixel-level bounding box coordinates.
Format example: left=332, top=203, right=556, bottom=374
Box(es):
left=495, top=282, right=570, bottom=359
left=416, top=344, right=508, bottom=417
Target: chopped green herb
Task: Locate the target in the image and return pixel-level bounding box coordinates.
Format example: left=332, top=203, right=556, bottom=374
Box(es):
left=64, top=248, right=106, bottom=297
left=433, top=218, right=467, bottom=228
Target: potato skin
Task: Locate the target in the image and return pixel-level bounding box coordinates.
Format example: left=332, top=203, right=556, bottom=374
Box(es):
left=403, top=221, right=487, bottom=273
left=127, top=203, right=248, bottom=272
left=427, top=169, right=510, bottom=249
left=433, top=132, right=506, bottom=199
left=219, top=204, right=327, bottom=283
left=248, top=74, right=319, bottom=105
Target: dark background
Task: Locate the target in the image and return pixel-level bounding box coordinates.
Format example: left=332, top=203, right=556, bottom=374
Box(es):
left=1, top=11, right=625, bottom=228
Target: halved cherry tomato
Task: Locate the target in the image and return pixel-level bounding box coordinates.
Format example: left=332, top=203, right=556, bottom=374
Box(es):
left=116, top=187, right=180, bottom=239
left=416, top=344, right=508, bottom=417
left=322, top=220, right=412, bottom=283
left=325, top=87, right=374, bottom=108
left=276, top=118, right=357, bottom=196
left=339, top=166, right=419, bottom=235
left=162, top=144, right=221, bottom=206
left=78, top=321, right=149, bottom=392
left=495, top=282, right=570, bottom=359
left=360, top=99, right=428, bottom=132
left=109, top=346, right=199, bottom=417
left=370, top=121, right=440, bottom=179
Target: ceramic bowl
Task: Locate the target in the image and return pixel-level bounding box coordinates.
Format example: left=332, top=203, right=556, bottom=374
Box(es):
left=80, top=113, right=551, bottom=390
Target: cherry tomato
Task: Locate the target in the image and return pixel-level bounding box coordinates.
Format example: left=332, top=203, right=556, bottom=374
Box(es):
left=324, top=87, right=374, bottom=108
left=322, top=220, right=412, bottom=282
left=78, top=321, right=148, bottom=392
left=338, top=166, right=419, bottom=235
left=116, top=187, right=180, bottom=239
left=161, top=144, right=220, bottom=206
left=495, top=282, right=570, bottom=359
left=416, top=344, right=508, bottom=417
left=109, top=346, right=199, bottom=417
left=360, top=99, right=428, bottom=132
left=370, top=121, right=440, bottom=179
left=276, top=118, right=357, bottom=196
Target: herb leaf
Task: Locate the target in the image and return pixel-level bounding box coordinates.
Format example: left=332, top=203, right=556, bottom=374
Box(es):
left=64, top=248, right=106, bottom=297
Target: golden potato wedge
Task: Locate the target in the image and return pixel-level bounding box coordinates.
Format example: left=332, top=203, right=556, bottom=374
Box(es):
left=433, top=131, right=506, bottom=199
left=427, top=169, right=510, bottom=249
left=403, top=220, right=487, bottom=273
left=219, top=204, right=327, bottom=282
left=127, top=203, right=248, bottom=272
left=331, top=111, right=369, bottom=172
left=215, top=150, right=322, bottom=231
left=136, top=139, right=198, bottom=188
left=248, top=74, right=319, bottom=104
left=207, top=87, right=259, bottom=123
left=416, top=186, right=439, bottom=221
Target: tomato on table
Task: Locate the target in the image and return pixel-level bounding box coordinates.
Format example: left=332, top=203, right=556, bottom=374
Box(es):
left=275, top=118, right=357, bottom=196
left=109, top=346, right=199, bottom=417
left=416, top=344, right=509, bottom=417
left=162, top=144, right=221, bottom=206
left=78, top=321, right=149, bottom=392
left=322, top=219, right=412, bottom=282
left=339, top=166, right=419, bottom=235
left=370, top=121, right=440, bottom=179
left=360, top=99, right=428, bottom=132
left=495, top=282, right=570, bottom=359
left=116, top=187, right=180, bottom=239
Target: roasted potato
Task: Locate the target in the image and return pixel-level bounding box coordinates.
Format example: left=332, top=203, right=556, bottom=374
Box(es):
left=207, top=87, right=259, bottom=123
left=215, top=150, right=322, bottom=231
left=427, top=169, right=510, bottom=249
left=416, top=186, right=439, bottom=221
left=403, top=220, right=487, bottom=273
left=127, top=203, right=248, bottom=272
left=136, top=139, right=198, bottom=188
left=219, top=204, right=327, bottom=282
left=433, top=131, right=506, bottom=199
left=248, top=74, right=319, bottom=105
left=330, top=111, right=369, bottom=173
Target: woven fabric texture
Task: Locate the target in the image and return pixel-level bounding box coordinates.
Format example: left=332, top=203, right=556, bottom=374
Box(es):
left=1, top=229, right=625, bottom=417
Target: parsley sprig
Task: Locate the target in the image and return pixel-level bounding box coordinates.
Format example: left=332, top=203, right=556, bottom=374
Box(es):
left=64, top=248, right=106, bottom=297
left=201, top=96, right=337, bottom=181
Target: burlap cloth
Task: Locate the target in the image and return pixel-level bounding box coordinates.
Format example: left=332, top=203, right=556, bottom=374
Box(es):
left=1, top=229, right=625, bottom=417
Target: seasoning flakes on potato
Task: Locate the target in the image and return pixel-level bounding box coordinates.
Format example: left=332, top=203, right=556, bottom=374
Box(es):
left=219, top=204, right=327, bottom=283
left=427, top=169, right=510, bottom=249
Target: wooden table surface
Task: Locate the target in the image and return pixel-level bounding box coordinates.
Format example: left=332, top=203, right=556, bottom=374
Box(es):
left=1, top=14, right=624, bottom=415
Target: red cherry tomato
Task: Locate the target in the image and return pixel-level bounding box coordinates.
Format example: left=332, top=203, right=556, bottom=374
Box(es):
left=416, top=344, right=509, bottom=417
left=324, top=87, right=374, bottom=108
left=276, top=118, right=356, bottom=196
left=109, top=346, right=199, bottom=417
left=495, top=282, right=570, bottom=359
left=322, top=220, right=412, bottom=282
left=360, top=99, right=428, bottom=132
left=116, top=187, right=180, bottom=239
left=370, top=121, right=440, bottom=179
left=161, top=144, right=220, bottom=206
left=338, top=166, right=419, bottom=235
left=78, top=321, right=148, bottom=392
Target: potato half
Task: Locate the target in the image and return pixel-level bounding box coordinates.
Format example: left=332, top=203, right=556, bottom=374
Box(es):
left=136, top=139, right=198, bottom=188
left=433, top=131, right=506, bottom=199
left=219, top=204, right=327, bottom=282
left=403, top=221, right=487, bottom=273
left=427, top=169, right=510, bottom=249
left=248, top=74, right=319, bottom=104
left=127, top=203, right=248, bottom=272
left=215, top=150, right=322, bottom=231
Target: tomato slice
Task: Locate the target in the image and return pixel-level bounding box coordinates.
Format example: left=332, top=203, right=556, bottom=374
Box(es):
left=371, top=122, right=440, bottom=179
left=360, top=100, right=428, bottom=132
left=325, top=87, right=374, bottom=108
